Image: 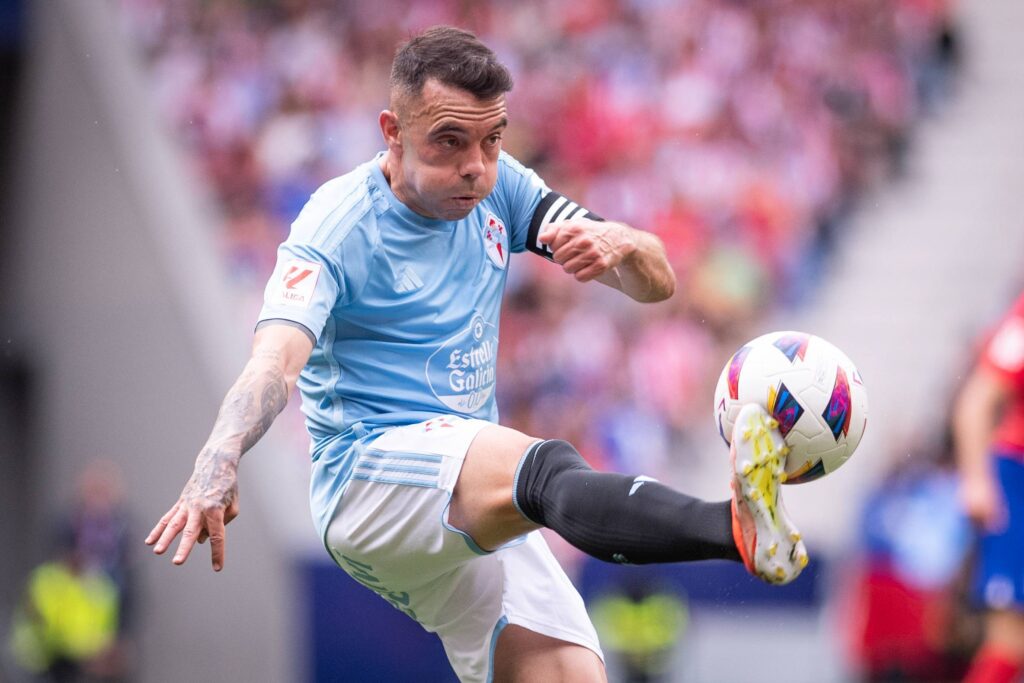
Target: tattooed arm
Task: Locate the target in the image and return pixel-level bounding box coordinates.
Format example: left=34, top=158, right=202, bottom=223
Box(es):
left=145, top=323, right=313, bottom=571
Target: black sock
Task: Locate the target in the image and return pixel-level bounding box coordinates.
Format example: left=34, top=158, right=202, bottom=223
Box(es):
left=513, top=439, right=741, bottom=565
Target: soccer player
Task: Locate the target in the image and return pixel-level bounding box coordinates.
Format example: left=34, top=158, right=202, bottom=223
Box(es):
left=145, top=26, right=807, bottom=682
left=954, top=290, right=1024, bottom=683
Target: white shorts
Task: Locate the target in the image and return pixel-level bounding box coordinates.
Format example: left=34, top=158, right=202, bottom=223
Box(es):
left=324, top=415, right=603, bottom=682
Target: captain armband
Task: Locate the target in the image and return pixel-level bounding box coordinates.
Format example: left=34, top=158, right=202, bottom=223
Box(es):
left=525, top=192, right=604, bottom=261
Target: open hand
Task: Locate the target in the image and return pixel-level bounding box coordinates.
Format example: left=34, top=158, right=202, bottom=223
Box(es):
left=145, top=456, right=240, bottom=571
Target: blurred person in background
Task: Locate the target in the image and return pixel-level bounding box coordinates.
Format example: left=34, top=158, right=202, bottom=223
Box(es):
left=954, top=290, right=1024, bottom=683
left=8, top=543, right=119, bottom=682
left=145, top=25, right=810, bottom=683
left=843, top=427, right=975, bottom=682
left=9, top=461, right=135, bottom=682
left=591, top=577, right=688, bottom=683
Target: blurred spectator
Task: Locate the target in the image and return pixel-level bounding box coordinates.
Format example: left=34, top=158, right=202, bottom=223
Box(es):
left=954, top=290, right=1024, bottom=683
left=8, top=552, right=119, bottom=682
left=842, top=430, right=975, bottom=682
left=591, top=576, right=688, bottom=683
left=8, top=461, right=135, bottom=682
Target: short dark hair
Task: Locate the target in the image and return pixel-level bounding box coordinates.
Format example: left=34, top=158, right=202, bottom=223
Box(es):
left=390, top=26, right=513, bottom=103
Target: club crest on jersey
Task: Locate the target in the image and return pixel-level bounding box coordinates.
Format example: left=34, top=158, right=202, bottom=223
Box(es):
left=483, top=212, right=508, bottom=269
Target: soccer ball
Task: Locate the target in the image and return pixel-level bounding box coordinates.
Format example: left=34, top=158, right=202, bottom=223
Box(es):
left=713, top=331, right=868, bottom=484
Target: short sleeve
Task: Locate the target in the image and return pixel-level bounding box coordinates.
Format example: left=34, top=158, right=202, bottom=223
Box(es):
left=981, top=293, right=1024, bottom=390
left=497, top=153, right=550, bottom=254
left=497, top=152, right=606, bottom=261
left=257, top=242, right=341, bottom=343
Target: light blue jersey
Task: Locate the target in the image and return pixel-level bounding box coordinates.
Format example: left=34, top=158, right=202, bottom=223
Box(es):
left=258, top=151, right=552, bottom=537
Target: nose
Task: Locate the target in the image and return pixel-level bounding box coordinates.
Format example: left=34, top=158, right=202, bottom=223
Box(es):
left=460, top=146, right=485, bottom=180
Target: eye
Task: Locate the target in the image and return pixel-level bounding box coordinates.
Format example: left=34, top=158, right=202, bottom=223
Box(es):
left=486, top=134, right=503, bottom=146
left=438, top=136, right=460, bottom=149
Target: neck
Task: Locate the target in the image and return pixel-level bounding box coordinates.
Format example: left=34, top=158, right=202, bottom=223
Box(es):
left=379, top=152, right=431, bottom=218
left=379, top=152, right=394, bottom=185
left=380, top=152, right=409, bottom=202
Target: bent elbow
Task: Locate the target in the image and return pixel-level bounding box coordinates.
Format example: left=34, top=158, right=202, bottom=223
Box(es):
left=644, top=270, right=676, bottom=303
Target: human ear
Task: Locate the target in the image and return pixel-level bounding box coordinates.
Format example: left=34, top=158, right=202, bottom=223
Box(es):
left=379, top=110, right=402, bottom=153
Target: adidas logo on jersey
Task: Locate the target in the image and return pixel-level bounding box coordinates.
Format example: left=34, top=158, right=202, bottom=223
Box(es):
left=395, top=266, right=424, bottom=293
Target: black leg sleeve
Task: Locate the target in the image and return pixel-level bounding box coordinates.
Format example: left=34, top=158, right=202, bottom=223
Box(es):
left=514, top=440, right=741, bottom=565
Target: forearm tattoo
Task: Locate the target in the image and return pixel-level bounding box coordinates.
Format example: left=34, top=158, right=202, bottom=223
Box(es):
left=185, top=355, right=288, bottom=504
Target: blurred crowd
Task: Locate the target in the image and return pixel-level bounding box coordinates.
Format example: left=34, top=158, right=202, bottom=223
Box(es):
left=117, top=0, right=959, bottom=478
left=8, top=461, right=135, bottom=682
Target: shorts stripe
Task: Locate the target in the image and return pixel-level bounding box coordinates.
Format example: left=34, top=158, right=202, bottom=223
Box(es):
left=363, top=449, right=444, bottom=464
left=350, top=473, right=439, bottom=488
left=354, top=461, right=441, bottom=476
left=486, top=616, right=510, bottom=683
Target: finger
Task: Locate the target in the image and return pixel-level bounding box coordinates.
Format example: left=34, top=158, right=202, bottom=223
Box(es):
left=560, top=254, right=599, bottom=277
left=198, top=529, right=209, bottom=544
left=153, top=507, right=189, bottom=555
left=573, top=265, right=603, bottom=282
left=205, top=508, right=227, bottom=572
left=224, top=496, right=241, bottom=525
left=172, top=510, right=204, bottom=565
left=548, top=224, right=582, bottom=252
left=558, top=256, right=597, bottom=281
left=574, top=258, right=614, bottom=281
left=145, top=503, right=180, bottom=545
left=538, top=223, right=561, bottom=246
left=551, top=242, right=587, bottom=265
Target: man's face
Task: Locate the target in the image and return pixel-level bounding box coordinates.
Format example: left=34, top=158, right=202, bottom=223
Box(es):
left=382, top=79, right=508, bottom=221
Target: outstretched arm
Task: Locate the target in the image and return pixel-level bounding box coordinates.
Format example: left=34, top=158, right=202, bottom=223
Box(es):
left=538, top=218, right=676, bottom=303
left=145, top=323, right=313, bottom=571
left=953, top=365, right=1008, bottom=529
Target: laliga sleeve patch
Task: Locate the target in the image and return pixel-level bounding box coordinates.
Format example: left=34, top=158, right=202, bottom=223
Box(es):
left=270, top=259, right=322, bottom=309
